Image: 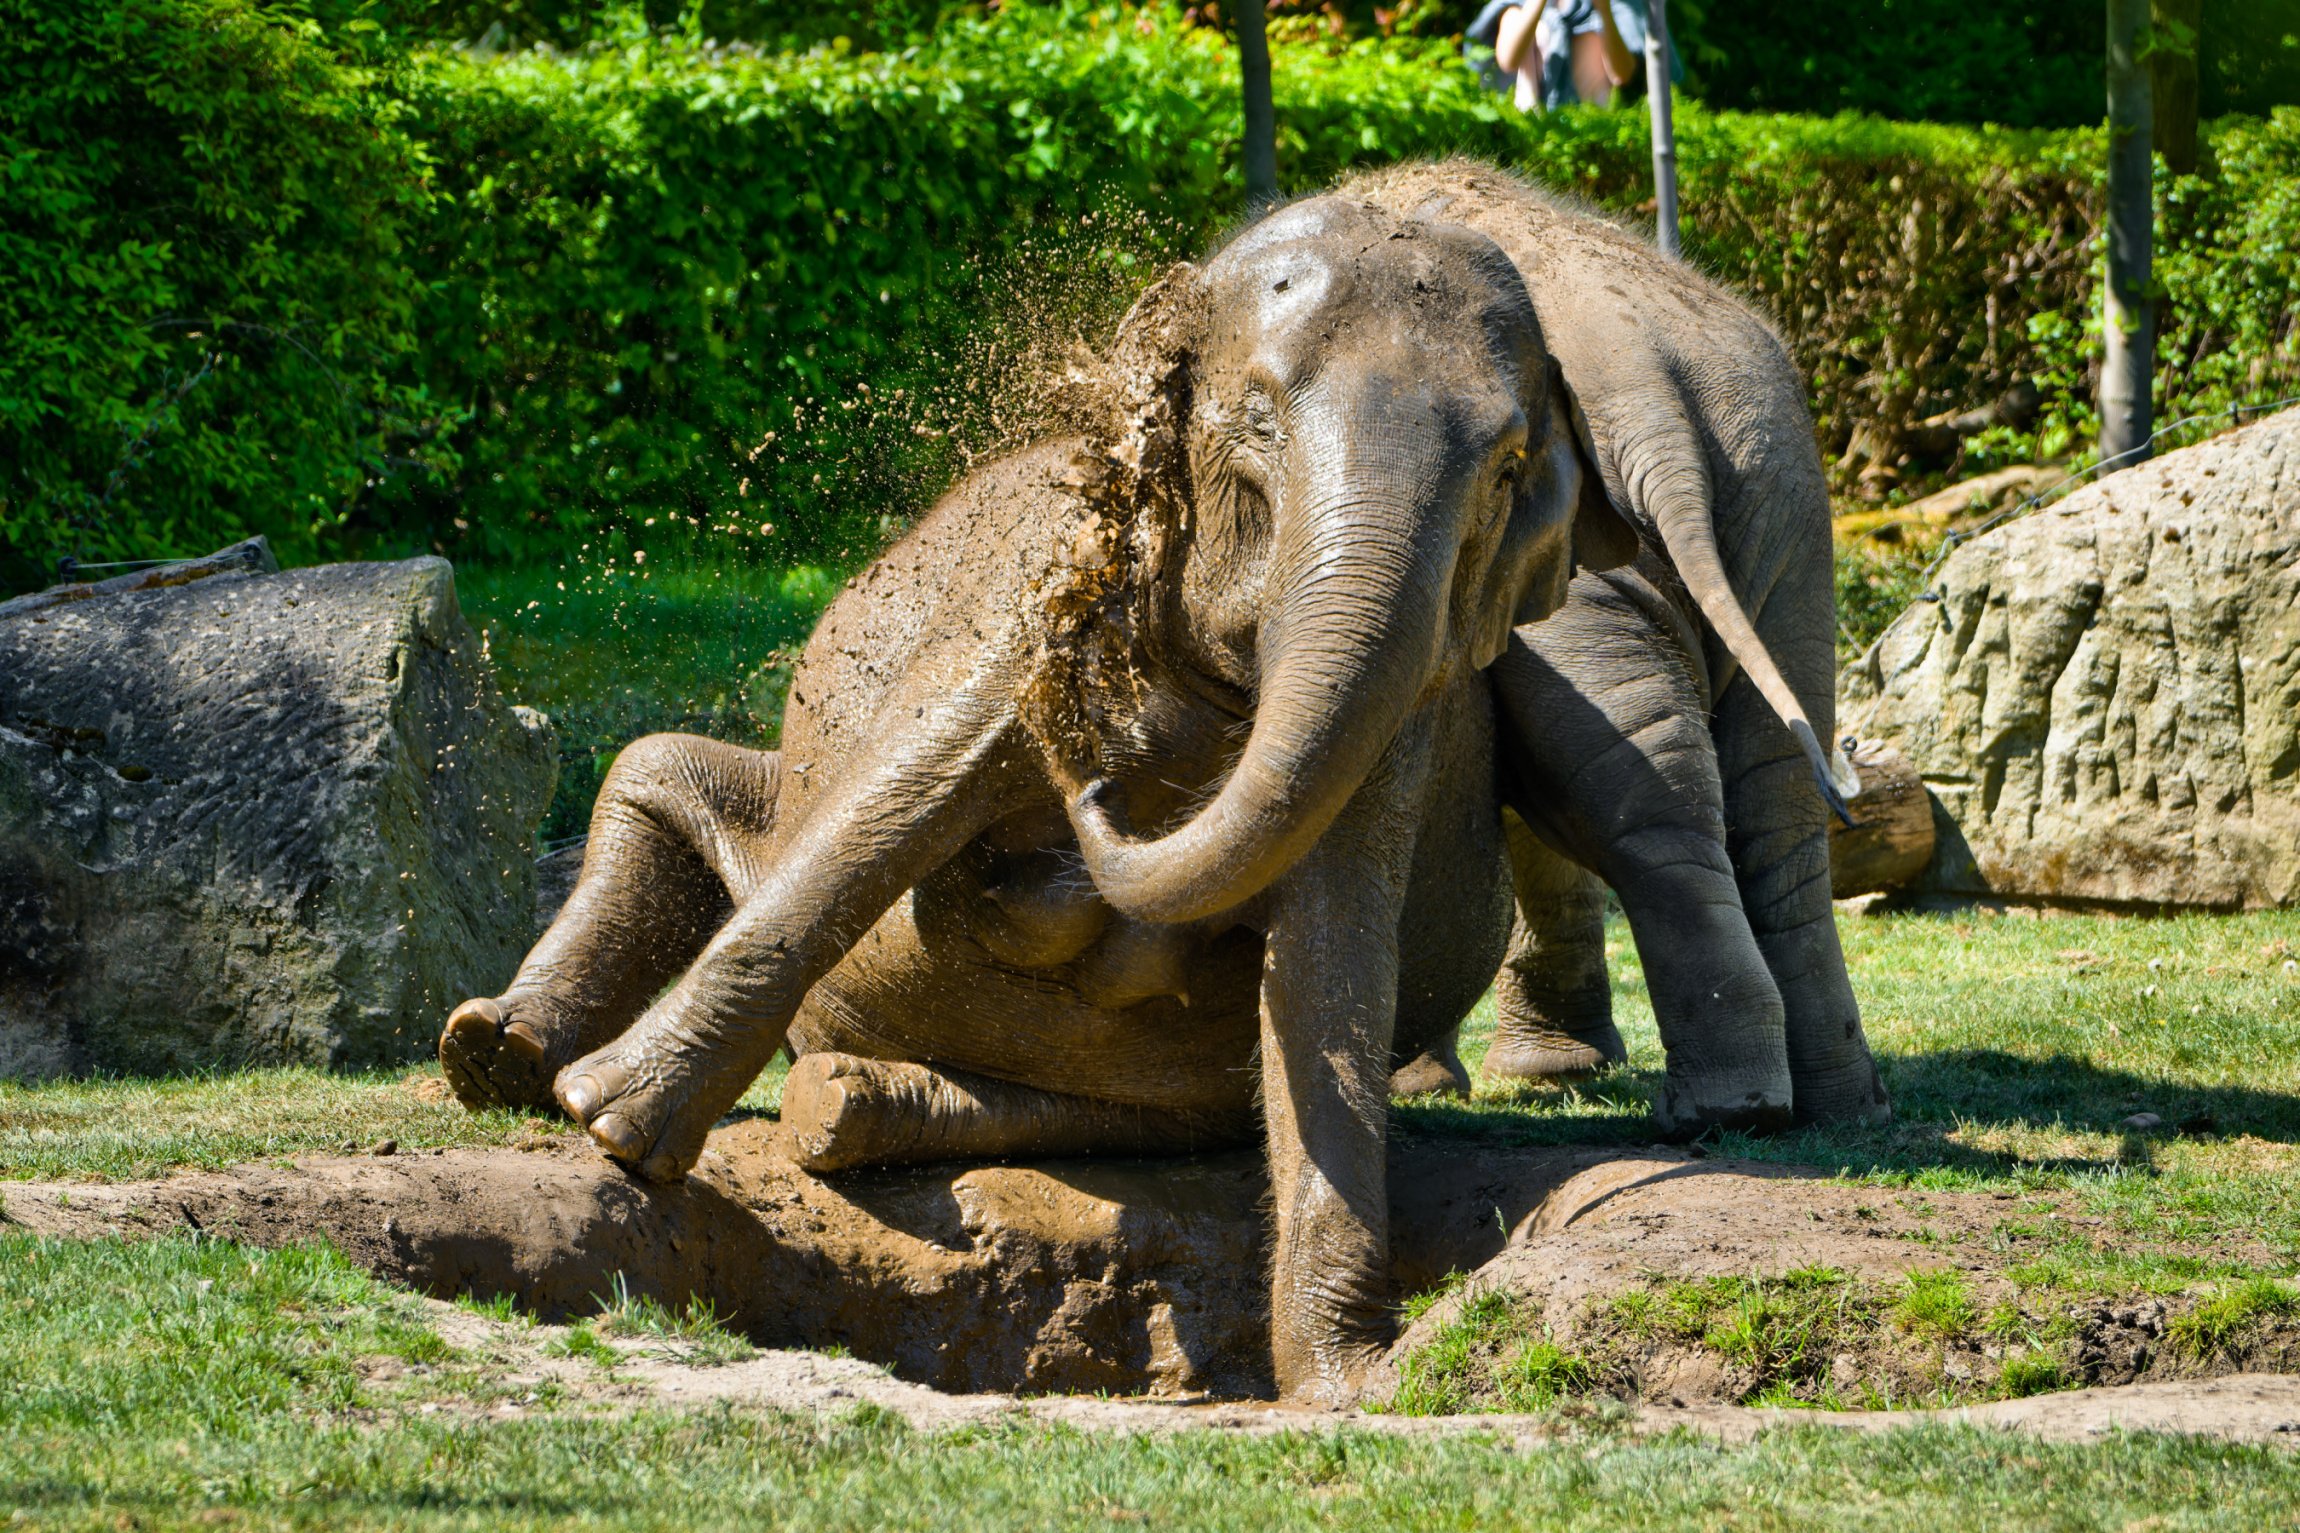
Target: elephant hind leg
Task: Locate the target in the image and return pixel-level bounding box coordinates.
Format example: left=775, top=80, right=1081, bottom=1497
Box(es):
left=440, top=733, right=777, bottom=1114
left=1388, top=1042, right=1470, bottom=1099
left=1483, top=814, right=1622, bottom=1085
left=782, top=1053, right=1248, bottom=1172
left=1713, top=677, right=1891, bottom=1127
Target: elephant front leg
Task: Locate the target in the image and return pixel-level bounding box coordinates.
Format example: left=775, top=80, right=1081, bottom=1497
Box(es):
left=440, top=734, right=776, bottom=1114
left=554, top=686, right=1025, bottom=1181
left=1258, top=769, right=1419, bottom=1406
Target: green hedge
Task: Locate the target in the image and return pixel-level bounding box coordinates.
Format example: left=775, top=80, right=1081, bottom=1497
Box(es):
left=7, top=1, right=2300, bottom=588
left=0, top=0, right=456, bottom=587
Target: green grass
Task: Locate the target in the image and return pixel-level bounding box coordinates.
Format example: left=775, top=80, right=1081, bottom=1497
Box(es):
left=459, top=556, right=839, bottom=843
left=21, top=1236, right=2300, bottom=1532
left=2166, top=1277, right=2300, bottom=1361
left=1405, top=904, right=2300, bottom=1295
left=594, top=1273, right=758, bottom=1367
left=1891, top=1271, right=1977, bottom=1341
left=0, top=1069, right=548, bottom=1183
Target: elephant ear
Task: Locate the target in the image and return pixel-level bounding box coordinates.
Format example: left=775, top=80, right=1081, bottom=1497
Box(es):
left=1557, top=365, right=1639, bottom=576
left=1514, top=361, right=1636, bottom=629
left=1096, top=261, right=1204, bottom=581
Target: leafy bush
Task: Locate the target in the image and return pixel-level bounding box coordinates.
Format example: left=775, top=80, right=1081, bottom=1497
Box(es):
left=0, top=0, right=455, bottom=589
left=7, top=1, right=2299, bottom=587
left=1683, top=1, right=2100, bottom=130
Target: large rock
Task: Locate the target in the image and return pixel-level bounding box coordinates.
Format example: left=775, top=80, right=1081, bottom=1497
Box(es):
left=0, top=557, right=556, bottom=1075
left=1843, top=410, right=2300, bottom=907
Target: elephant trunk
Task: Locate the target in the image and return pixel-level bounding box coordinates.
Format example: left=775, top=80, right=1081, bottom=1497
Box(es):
left=1069, top=425, right=1451, bottom=924
left=1628, top=411, right=1859, bottom=823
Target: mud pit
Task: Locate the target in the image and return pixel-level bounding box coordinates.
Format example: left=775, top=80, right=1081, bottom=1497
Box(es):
left=10, top=1114, right=2294, bottom=1423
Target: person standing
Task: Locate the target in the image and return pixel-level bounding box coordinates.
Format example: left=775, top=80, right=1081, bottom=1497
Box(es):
left=1494, top=0, right=1647, bottom=113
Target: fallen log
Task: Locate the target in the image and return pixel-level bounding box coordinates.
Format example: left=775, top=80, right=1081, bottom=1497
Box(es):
left=1828, top=739, right=1935, bottom=897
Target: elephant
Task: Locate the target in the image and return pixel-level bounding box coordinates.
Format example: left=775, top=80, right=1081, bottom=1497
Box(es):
left=436, top=194, right=1635, bottom=1403
left=1349, top=160, right=1891, bottom=1134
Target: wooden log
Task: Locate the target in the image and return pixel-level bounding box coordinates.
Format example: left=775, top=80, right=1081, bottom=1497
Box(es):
left=1828, top=739, right=1935, bottom=898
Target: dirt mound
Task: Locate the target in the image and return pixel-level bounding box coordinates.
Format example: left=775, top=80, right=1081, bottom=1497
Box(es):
left=2, top=1120, right=1630, bottom=1397
left=8, top=1124, right=2291, bottom=1411
left=1368, top=1154, right=2299, bottom=1411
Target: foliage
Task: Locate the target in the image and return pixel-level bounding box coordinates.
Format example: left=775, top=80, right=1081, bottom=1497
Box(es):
left=1682, top=1, right=2099, bottom=129
left=8, top=1, right=2300, bottom=587
left=0, top=0, right=456, bottom=590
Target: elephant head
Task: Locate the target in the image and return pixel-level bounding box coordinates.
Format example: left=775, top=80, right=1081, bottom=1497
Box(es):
left=1066, top=197, right=1634, bottom=923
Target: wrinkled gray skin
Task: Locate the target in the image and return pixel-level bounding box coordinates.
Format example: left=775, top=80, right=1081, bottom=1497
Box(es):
left=1353, top=162, right=1890, bottom=1134
left=439, top=196, right=1633, bottom=1404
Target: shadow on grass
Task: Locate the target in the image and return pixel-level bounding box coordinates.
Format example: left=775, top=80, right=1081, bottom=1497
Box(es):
left=1402, top=1048, right=2300, bottom=1185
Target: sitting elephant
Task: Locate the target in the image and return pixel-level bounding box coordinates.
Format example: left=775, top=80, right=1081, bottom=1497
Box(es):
left=1352, top=161, right=1890, bottom=1133
left=439, top=196, right=1634, bottom=1403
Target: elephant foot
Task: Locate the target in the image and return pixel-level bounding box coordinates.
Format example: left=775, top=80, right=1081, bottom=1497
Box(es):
left=555, top=1011, right=772, bottom=1184
left=1652, top=1065, right=1795, bottom=1141
left=1791, top=1053, right=1894, bottom=1129
left=1387, top=1044, right=1470, bottom=1100
left=782, top=1054, right=954, bottom=1172
left=1480, top=1017, right=1627, bottom=1085
left=438, top=994, right=579, bottom=1113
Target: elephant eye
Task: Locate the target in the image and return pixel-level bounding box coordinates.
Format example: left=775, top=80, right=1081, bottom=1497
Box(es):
left=1243, top=390, right=1279, bottom=441
left=1495, top=447, right=1527, bottom=491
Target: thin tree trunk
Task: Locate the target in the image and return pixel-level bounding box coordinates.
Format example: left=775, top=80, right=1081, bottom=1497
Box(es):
left=2102, top=0, right=2155, bottom=467
left=1240, top=0, right=1277, bottom=210
left=2151, top=0, right=2201, bottom=176
left=1644, top=0, right=1680, bottom=257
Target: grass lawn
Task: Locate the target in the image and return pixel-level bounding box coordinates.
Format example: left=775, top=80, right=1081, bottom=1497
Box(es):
left=6, top=906, right=2298, bottom=1528
left=7, top=1236, right=2300, bottom=1532
left=6, top=562, right=2297, bottom=1526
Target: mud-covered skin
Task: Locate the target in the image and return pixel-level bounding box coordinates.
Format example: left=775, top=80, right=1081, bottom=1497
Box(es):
left=445, top=196, right=1630, bottom=1403
left=1349, top=162, right=1890, bottom=1135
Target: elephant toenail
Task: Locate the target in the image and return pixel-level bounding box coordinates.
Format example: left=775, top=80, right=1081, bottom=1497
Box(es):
left=561, top=1074, right=600, bottom=1119
left=589, top=1112, right=644, bottom=1160
left=501, top=1021, right=545, bottom=1062
left=446, top=997, right=502, bottom=1039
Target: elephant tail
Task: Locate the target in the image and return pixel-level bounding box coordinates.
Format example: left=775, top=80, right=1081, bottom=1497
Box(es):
left=1634, top=434, right=1860, bottom=827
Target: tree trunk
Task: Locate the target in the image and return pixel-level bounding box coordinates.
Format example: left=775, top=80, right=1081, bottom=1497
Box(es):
left=2102, top=0, right=2155, bottom=468
left=2151, top=0, right=2202, bottom=176
left=1644, top=0, right=1680, bottom=258
left=1239, top=0, right=1278, bottom=209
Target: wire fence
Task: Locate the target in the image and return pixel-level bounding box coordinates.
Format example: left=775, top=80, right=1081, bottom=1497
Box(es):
left=1910, top=393, right=2300, bottom=593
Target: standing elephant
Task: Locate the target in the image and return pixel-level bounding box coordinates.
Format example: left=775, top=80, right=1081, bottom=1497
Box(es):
left=1351, top=161, right=1890, bottom=1134
left=437, top=196, right=1633, bottom=1403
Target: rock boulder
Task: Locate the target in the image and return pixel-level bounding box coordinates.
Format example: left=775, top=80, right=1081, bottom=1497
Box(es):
left=1842, top=409, right=2300, bottom=907
left=0, top=557, right=556, bottom=1075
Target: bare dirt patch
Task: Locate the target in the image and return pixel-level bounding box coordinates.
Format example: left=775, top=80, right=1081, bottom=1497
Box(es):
left=373, top=1294, right=2300, bottom=1449
left=7, top=1120, right=2293, bottom=1436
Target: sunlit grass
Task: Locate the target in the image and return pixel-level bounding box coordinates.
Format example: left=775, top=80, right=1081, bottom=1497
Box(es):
left=459, top=556, right=839, bottom=843
left=0, top=1069, right=546, bottom=1183
left=15, top=1234, right=2300, bottom=1531
left=1404, top=904, right=2300, bottom=1280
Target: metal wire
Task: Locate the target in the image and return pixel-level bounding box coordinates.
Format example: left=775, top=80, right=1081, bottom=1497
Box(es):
left=1860, top=394, right=2300, bottom=655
